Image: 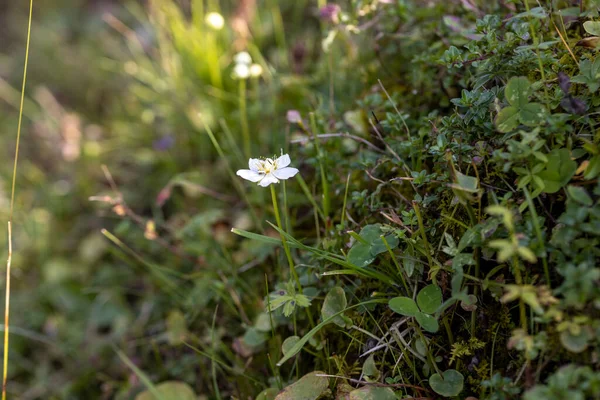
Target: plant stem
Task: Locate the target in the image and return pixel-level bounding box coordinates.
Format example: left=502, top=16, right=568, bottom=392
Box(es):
left=309, top=113, right=330, bottom=217
left=380, top=235, right=411, bottom=294
left=4, top=1, right=33, bottom=398
left=523, top=187, right=550, bottom=287
left=239, top=79, right=251, bottom=159
left=270, top=185, right=301, bottom=290
left=413, top=201, right=434, bottom=272
left=512, top=255, right=528, bottom=331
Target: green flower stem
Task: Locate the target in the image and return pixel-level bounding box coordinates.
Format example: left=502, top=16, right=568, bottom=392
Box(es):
left=239, top=79, right=251, bottom=159
left=380, top=235, right=411, bottom=295
left=523, top=187, right=551, bottom=287
left=512, top=254, right=528, bottom=331
left=309, top=113, right=331, bottom=217
left=270, top=185, right=301, bottom=290
left=465, top=202, right=481, bottom=338
left=413, top=201, right=434, bottom=271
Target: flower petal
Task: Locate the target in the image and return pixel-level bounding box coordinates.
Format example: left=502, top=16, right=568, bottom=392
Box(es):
left=275, top=154, right=291, bottom=168
left=248, top=158, right=262, bottom=172
left=273, top=167, right=299, bottom=180
left=237, top=169, right=263, bottom=182
left=258, top=173, right=279, bottom=187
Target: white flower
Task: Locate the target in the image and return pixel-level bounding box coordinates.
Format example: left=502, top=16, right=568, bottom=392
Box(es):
left=236, top=154, right=299, bottom=187
left=205, top=12, right=225, bottom=30
left=249, top=63, right=263, bottom=77
left=233, top=63, right=250, bottom=79
left=234, top=51, right=252, bottom=66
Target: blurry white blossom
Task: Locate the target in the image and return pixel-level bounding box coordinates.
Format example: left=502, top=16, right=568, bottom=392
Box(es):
left=205, top=12, right=225, bottom=30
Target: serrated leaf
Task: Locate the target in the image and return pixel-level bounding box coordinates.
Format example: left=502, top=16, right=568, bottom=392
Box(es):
left=571, top=58, right=600, bottom=92
left=417, top=284, right=442, bottom=314
left=321, top=287, right=348, bottom=327
left=415, top=311, right=439, bottom=333
left=389, top=297, right=419, bottom=317
left=275, top=371, right=329, bottom=400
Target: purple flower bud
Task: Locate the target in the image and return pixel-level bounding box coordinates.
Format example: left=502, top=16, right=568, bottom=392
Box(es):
left=319, top=4, right=341, bottom=24
left=558, top=72, right=571, bottom=94
left=153, top=135, right=174, bottom=151
left=286, top=110, right=302, bottom=124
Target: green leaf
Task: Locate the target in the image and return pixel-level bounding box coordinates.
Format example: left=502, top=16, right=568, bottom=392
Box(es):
left=389, top=297, right=419, bottom=317
left=277, top=299, right=387, bottom=366
left=571, top=58, right=600, bottom=93
left=567, top=185, right=593, bottom=206
left=321, top=287, right=349, bottom=327
left=538, top=149, right=577, bottom=193
left=274, top=371, right=329, bottom=400
left=282, top=336, right=300, bottom=357
left=415, top=312, right=439, bottom=333
left=135, top=381, right=196, bottom=400
left=519, top=102, right=547, bottom=126
left=416, top=284, right=443, bottom=314
left=584, top=155, right=600, bottom=179
left=583, top=21, right=600, bottom=36
left=362, top=354, right=379, bottom=379
left=257, top=388, right=279, bottom=400
left=371, top=234, right=399, bottom=256
left=347, top=224, right=398, bottom=267
left=495, top=106, right=520, bottom=132
left=505, top=76, right=531, bottom=108
left=429, top=369, right=464, bottom=397
left=560, top=329, right=591, bottom=353
left=348, top=386, right=396, bottom=400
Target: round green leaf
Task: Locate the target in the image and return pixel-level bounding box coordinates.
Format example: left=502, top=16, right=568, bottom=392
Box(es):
left=519, top=102, right=547, bottom=126
left=282, top=336, right=300, bottom=357
left=415, top=311, right=439, bottom=333
left=257, top=388, right=279, bottom=400
left=274, top=371, right=329, bottom=400
left=389, top=297, right=419, bottom=317
left=321, top=287, right=349, bottom=327
left=560, top=329, right=591, bottom=353
left=135, top=381, right=196, bottom=400
left=348, top=241, right=375, bottom=267
left=495, top=106, right=520, bottom=133
left=505, top=76, right=531, bottom=108
left=429, top=369, right=464, bottom=397
left=417, top=284, right=442, bottom=314
left=348, top=386, right=396, bottom=400
left=538, top=148, right=577, bottom=193
left=583, top=21, right=600, bottom=36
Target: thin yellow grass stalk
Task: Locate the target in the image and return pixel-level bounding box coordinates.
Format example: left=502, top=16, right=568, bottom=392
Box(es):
left=3, top=1, right=34, bottom=398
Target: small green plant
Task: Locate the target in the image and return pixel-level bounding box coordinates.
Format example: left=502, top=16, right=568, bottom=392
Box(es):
left=495, top=77, right=548, bottom=133
left=389, top=284, right=442, bottom=333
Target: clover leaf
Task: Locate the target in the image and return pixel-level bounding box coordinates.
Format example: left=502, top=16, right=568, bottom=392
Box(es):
left=389, top=284, right=442, bottom=333
left=347, top=224, right=399, bottom=267
left=495, top=77, right=547, bottom=133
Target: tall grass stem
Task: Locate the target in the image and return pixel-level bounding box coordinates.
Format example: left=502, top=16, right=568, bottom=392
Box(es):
left=4, top=1, right=33, bottom=398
